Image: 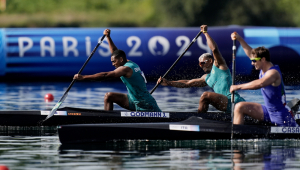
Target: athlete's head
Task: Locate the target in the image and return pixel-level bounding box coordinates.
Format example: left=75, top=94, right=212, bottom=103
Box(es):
left=250, top=46, right=270, bottom=70
left=251, top=46, right=270, bottom=61
left=198, top=53, right=214, bottom=73
left=111, top=50, right=127, bottom=68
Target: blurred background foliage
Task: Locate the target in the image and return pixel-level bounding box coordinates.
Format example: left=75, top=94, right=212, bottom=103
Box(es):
left=0, top=0, right=300, bottom=28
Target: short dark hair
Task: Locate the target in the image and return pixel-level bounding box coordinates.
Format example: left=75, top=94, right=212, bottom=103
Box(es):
left=251, top=46, right=270, bottom=61
left=112, top=49, right=127, bottom=60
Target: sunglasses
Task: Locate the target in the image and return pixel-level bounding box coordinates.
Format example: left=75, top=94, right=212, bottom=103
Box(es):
left=199, top=60, right=208, bottom=65
left=250, top=57, right=261, bottom=63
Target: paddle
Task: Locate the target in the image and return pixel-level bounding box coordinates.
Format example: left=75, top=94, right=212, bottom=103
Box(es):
left=150, top=31, right=203, bottom=94
left=231, top=33, right=237, bottom=139
left=43, top=34, right=106, bottom=122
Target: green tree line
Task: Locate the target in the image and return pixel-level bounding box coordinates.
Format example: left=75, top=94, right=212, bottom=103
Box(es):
left=0, top=0, right=300, bottom=27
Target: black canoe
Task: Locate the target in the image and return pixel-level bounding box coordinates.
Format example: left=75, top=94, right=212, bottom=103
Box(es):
left=58, top=116, right=300, bottom=144
left=1, top=106, right=299, bottom=126
left=0, top=107, right=229, bottom=126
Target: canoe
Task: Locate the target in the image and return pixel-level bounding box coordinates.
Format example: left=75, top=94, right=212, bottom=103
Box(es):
left=0, top=107, right=227, bottom=126
left=1, top=106, right=299, bottom=127
left=57, top=116, right=300, bottom=144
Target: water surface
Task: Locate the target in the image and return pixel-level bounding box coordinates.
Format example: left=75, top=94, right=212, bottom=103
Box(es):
left=0, top=81, right=300, bottom=169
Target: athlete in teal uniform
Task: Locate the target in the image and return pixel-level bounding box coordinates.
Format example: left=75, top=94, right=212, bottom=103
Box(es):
left=74, top=29, right=161, bottom=112
left=157, top=25, right=245, bottom=113
left=121, top=61, right=161, bottom=111
left=205, top=64, right=245, bottom=113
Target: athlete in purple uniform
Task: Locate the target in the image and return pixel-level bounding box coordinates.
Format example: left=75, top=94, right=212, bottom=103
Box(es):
left=230, top=32, right=298, bottom=127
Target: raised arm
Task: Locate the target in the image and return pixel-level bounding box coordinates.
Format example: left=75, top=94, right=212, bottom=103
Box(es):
left=157, top=74, right=208, bottom=88
left=231, top=32, right=252, bottom=59
left=103, top=29, right=118, bottom=53
left=201, top=25, right=227, bottom=69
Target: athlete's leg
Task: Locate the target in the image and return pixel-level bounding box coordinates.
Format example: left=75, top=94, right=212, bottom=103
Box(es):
left=198, top=92, right=228, bottom=113
left=104, top=92, right=130, bottom=110
left=233, top=102, right=264, bottom=125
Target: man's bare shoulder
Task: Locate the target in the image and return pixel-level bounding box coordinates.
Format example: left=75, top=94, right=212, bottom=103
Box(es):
left=115, top=66, right=131, bottom=72
left=200, top=74, right=207, bottom=80
left=190, top=74, right=207, bottom=83
left=265, top=69, right=280, bottom=77
left=262, top=68, right=281, bottom=86
left=114, top=66, right=133, bottom=78
left=213, top=60, right=228, bottom=70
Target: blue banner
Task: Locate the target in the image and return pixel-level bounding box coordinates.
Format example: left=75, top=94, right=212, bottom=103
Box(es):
left=0, top=29, right=5, bottom=75
left=1, top=26, right=300, bottom=81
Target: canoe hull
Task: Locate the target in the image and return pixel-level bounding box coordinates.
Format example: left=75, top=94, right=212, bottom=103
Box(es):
left=58, top=116, right=300, bottom=144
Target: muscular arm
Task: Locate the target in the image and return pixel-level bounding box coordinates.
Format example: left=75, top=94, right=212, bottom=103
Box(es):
left=230, top=70, right=280, bottom=92
left=204, top=32, right=227, bottom=69
left=103, top=29, right=118, bottom=53
left=106, top=36, right=118, bottom=53
left=200, top=25, right=227, bottom=69
left=232, top=32, right=252, bottom=59
left=161, top=74, right=207, bottom=88
left=75, top=66, right=133, bottom=81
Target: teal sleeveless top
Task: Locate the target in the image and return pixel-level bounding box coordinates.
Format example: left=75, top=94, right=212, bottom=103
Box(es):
left=205, top=64, right=245, bottom=102
left=120, top=61, right=161, bottom=112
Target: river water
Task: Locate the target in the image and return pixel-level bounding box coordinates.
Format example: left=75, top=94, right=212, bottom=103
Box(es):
left=0, top=81, right=300, bottom=169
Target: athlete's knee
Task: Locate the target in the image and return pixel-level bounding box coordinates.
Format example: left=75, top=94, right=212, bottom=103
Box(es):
left=104, top=92, right=113, bottom=102
left=198, top=92, right=211, bottom=113
left=200, top=92, right=211, bottom=102
left=234, top=102, right=244, bottom=114
left=198, top=105, right=208, bottom=113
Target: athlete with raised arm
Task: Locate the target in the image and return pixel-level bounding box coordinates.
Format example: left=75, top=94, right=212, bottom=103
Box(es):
left=74, top=29, right=161, bottom=112
left=230, top=32, right=298, bottom=126
left=158, top=25, right=245, bottom=113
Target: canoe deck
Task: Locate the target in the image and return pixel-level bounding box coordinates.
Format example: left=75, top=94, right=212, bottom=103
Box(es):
left=0, top=107, right=299, bottom=127
left=0, top=107, right=228, bottom=126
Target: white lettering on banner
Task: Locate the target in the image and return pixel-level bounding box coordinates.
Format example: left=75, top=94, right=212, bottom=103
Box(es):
left=121, top=112, right=170, bottom=118
left=271, top=127, right=300, bottom=133
left=197, top=36, right=211, bottom=53
left=176, top=36, right=191, bottom=56
left=85, top=36, right=91, bottom=56
left=98, top=38, right=110, bottom=57
left=40, top=37, right=55, bottom=57
left=40, top=111, right=67, bottom=116
left=18, top=37, right=33, bottom=57
left=169, top=125, right=200, bottom=132
left=127, top=36, right=142, bottom=57
left=62, top=36, right=79, bottom=57
left=17, top=34, right=213, bottom=58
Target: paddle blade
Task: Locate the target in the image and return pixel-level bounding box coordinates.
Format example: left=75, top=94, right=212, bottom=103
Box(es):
left=44, top=93, right=68, bottom=121
left=45, top=102, right=62, bottom=120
